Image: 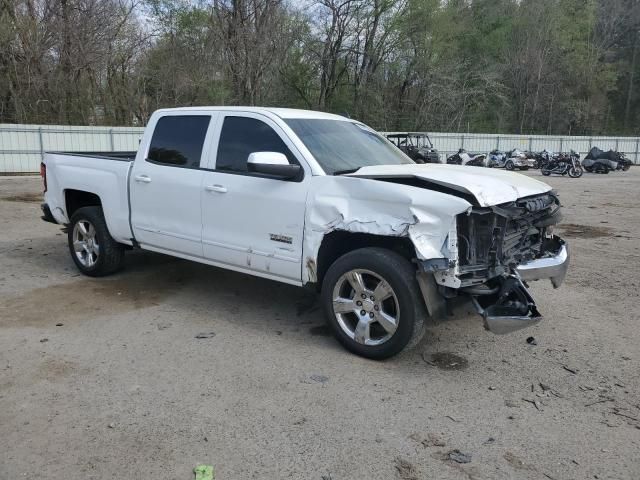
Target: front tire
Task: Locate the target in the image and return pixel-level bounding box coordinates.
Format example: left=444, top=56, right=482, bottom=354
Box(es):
left=68, top=206, right=125, bottom=277
left=321, top=248, right=426, bottom=359
left=505, top=160, right=515, bottom=170
left=568, top=166, right=583, bottom=178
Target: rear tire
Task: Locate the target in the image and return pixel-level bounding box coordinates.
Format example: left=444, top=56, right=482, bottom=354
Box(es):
left=321, top=248, right=426, bottom=359
left=594, top=163, right=607, bottom=174
left=68, top=206, right=125, bottom=277
left=505, top=160, right=515, bottom=170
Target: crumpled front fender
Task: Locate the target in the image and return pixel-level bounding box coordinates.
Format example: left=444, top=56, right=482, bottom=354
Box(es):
left=302, top=176, right=471, bottom=283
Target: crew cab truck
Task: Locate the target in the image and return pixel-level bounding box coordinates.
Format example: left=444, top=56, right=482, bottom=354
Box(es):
left=41, top=107, right=570, bottom=359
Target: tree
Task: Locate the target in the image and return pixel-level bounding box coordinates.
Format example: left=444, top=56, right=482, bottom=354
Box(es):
left=0, top=0, right=637, bottom=136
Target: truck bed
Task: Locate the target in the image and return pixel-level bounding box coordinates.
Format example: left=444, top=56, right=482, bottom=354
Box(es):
left=43, top=151, right=135, bottom=244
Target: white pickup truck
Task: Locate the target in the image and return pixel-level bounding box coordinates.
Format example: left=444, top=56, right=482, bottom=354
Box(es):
left=41, top=107, right=569, bottom=359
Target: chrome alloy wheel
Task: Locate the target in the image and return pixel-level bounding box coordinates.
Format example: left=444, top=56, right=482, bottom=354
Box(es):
left=331, top=269, right=399, bottom=346
left=72, top=220, right=99, bottom=268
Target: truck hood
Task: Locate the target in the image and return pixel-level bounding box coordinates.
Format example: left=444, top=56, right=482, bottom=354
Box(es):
left=348, top=164, right=552, bottom=207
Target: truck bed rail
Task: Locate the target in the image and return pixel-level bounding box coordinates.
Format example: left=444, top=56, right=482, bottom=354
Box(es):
left=46, top=151, right=136, bottom=161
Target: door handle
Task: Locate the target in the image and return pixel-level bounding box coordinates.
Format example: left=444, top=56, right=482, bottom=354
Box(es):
left=134, top=175, right=151, bottom=183
left=205, top=184, right=227, bottom=193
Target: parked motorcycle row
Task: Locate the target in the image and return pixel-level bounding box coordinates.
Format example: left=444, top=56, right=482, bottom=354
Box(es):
left=476, top=147, right=630, bottom=177
left=385, top=134, right=633, bottom=179
left=444, top=148, right=586, bottom=178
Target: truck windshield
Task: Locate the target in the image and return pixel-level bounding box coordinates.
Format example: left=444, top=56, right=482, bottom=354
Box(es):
left=285, top=119, right=413, bottom=174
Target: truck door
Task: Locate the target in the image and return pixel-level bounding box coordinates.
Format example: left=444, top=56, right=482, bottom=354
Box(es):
left=130, top=113, right=216, bottom=257
left=200, top=113, right=308, bottom=284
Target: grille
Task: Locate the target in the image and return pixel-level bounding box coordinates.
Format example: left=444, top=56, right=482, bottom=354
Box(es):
left=456, top=193, right=560, bottom=284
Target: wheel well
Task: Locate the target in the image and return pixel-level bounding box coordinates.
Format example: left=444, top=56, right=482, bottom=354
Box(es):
left=313, top=231, right=416, bottom=289
left=65, top=190, right=102, bottom=218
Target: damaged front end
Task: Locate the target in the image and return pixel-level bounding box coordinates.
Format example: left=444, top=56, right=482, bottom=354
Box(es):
left=434, top=192, right=569, bottom=334
left=305, top=172, right=569, bottom=336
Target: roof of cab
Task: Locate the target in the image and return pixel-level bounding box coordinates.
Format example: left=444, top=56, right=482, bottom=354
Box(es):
left=153, top=106, right=351, bottom=121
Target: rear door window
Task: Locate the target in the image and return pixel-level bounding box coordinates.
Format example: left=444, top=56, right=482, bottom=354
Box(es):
left=147, top=115, right=211, bottom=168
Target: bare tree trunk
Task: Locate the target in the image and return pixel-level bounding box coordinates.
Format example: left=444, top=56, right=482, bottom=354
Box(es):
left=354, top=0, right=387, bottom=117
left=624, top=30, right=638, bottom=132
left=530, top=48, right=547, bottom=133
left=547, top=85, right=555, bottom=135
left=60, top=0, right=73, bottom=123
left=317, top=0, right=355, bottom=109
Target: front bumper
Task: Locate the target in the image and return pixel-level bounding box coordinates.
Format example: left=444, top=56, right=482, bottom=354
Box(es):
left=471, top=276, right=542, bottom=334
left=516, top=236, right=569, bottom=288
left=469, top=236, right=569, bottom=334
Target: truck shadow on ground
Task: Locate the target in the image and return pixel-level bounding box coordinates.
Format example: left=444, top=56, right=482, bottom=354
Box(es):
left=1, top=244, right=323, bottom=329
left=3, top=240, right=482, bottom=364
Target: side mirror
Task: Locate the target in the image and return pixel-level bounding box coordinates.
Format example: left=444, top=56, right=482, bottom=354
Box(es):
left=247, top=152, right=301, bottom=180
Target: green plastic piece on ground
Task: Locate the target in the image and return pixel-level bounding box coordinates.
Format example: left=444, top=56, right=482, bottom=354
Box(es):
left=194, top=465, right=214, bottom=480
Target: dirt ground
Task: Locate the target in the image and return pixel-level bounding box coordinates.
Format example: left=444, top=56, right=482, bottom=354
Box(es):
left=1, top=169, right=639, bottom=480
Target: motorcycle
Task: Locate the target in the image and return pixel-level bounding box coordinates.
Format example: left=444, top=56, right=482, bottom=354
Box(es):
left=615, top=153, right=632, bottom=171
left=502, top=149, right=535, bottom=170
left=489, top=149, right=542, bottom=169
left=541, top=150, right=583, bottom=178
left=487, top=149, right=507, bottom=168
left=582, top=147, right=631, bottom=173
left=446, top=148, right=486, bottom=167
left=536, top=150, right=555, bottom=169
left=526, top=150, right=547, bottom=169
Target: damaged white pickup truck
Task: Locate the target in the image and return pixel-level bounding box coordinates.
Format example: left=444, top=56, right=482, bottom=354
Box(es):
left=41, top=107, right=569, bottom=359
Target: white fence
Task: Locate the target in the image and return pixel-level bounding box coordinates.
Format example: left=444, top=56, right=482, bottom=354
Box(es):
left=415, top=132, right=640, bottom=161
left=0, top=124, right=144, bottom=173
left=1, top=123, right=639, bottom=173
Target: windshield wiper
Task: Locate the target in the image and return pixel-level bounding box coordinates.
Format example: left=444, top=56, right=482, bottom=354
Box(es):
left=333, top=167, right=361, bottom=175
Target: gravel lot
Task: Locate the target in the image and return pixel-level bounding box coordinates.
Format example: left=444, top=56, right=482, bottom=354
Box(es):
left=1, top=170, right=639, bottom=480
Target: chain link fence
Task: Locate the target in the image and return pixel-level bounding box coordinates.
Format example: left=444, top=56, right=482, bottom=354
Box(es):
left=1, top=123, right=638, bottom=173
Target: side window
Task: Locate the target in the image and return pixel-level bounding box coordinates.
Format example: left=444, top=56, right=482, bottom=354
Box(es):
left=147, top=115, right=211, bottom=168
left=216, top=116, right=297, bottom=173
